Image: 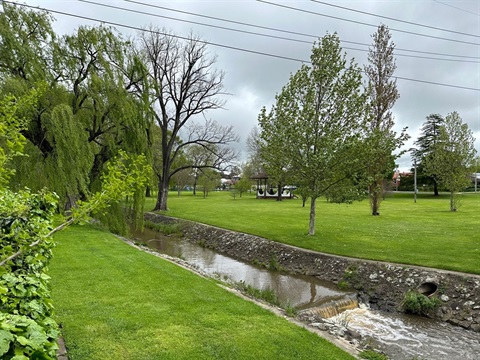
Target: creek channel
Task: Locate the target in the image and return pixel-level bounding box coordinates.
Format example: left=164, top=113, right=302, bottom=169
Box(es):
left=131, top=226, right=480, bottom=360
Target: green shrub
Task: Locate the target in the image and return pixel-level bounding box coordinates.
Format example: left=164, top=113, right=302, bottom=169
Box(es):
left=338, top=280, right=350, bottom=290
left=144, top=221, right=182, bottom=236
left=235, top=281, right=280, bottom=306
left=284, top=303, right=298, bottom=317
left=359, top=349, right=388, bottom=360
left=268, top=255, right=284, bottom=271
left=401, top=290, right=441, bottom=316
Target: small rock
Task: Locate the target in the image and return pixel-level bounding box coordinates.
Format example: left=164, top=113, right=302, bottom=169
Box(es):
left=440, top=295, right=450, bottom=302
left=405, top=278, right=415, bottom=286
left=464, top=301, right=475, bottom=307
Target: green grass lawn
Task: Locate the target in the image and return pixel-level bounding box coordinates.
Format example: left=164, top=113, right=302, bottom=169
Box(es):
left=146, top=191, right=480, bottom=274
left=50, top=225, right=354, bottom=360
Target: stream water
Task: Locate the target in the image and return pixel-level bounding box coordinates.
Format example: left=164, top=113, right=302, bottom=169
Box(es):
left=131, top=227, right=480, bottom=360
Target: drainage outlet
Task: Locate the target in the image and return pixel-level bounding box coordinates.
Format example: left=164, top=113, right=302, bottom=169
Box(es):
left=417, top=282, right=438, bottom=297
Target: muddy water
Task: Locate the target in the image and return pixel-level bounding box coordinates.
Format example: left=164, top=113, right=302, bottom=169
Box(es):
left=131, top=227, right=480, bottom=359
left=131, top=226, right=353, bottom=309
left=330, top=306, right=480, bottom=360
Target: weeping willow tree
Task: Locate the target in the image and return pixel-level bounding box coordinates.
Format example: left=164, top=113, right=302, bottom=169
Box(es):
left=43, top=104, right=93, bottom=209
left=1, top=3, right=152, bottom=232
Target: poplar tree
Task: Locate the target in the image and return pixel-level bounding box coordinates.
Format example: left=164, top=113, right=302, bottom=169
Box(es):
left=364, top=24, right=409, bottom=215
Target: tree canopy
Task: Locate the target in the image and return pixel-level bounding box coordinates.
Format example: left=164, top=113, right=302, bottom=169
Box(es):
left=364, top=24, right=409, bottom=215
left=414, top=113, right=445, bottom=196
left=258, top=33, right=370, bottom=235
left=136, top=27, right=238, bottom=211
left=424, top=111, right=476, bottom=211
left=1, top=3, right=151, bottom=217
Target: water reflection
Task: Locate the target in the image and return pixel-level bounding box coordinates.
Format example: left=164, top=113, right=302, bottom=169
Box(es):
left=133, top=227, right=352, bottom=309
left=133, top=226, right=480, bottom=360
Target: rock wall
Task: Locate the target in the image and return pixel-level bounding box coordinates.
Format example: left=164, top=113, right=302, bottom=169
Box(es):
left=144, top=212, right=480, bottom=332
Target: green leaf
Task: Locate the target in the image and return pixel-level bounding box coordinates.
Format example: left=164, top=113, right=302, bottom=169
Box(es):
left=0, top=328, right=14, bottom=355
left=11, top=355, right=29, bottom=360
left=15, top=335, right=30, bottom=346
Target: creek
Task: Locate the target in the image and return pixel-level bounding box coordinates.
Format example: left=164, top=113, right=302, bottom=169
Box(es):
left=131, top=226, right=480, bottom=360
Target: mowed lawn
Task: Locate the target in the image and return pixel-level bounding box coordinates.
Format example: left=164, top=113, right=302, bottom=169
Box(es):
left=50, top=225, right=354, bottom=360
left=146, top=191, right=480, bottom=274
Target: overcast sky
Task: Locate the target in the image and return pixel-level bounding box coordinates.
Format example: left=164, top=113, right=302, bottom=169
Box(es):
left=20, top=0, right=480, bottom=171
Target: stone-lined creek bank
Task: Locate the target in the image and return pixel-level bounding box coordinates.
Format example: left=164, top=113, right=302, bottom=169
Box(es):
left=144, top=212, right=480, bottom=333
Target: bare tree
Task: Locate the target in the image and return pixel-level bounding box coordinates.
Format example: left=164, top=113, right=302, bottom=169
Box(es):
left=137, top=27, right=237, bottom=210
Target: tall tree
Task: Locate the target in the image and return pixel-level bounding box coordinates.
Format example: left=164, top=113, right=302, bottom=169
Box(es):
left=364, top=24, right=409, bottom=215
left=424, top=112, right=476, bottom=211
left=137, top=27, right=237, bottom=210
left=259, top=33, right=369, bottom=235
left=414, top=114, right=445, bottom=195
left=56, top=25, right=151, bottom=191
left=1, top=4, right=151, bottom=211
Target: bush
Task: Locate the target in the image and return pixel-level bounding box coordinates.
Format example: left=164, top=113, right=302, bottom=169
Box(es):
left=0, top=189, right=60, bottom=359
left=401, top=290, right=441, bottom=316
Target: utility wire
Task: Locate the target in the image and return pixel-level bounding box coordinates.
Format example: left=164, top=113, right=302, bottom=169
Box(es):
left=82, top=0, right=479, bottom=64
left=257, top=0, right=480, bottom=46
left=433, top=0, right=480, bottom=17
left=124, top=0, right=480, bottom=60
left=2, top=0, right=479, bottom=92
left=311, top=0, right=480, bottom=38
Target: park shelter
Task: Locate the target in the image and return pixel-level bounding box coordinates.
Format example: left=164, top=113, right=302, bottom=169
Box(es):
left=250, top=172, right=294, bottom=199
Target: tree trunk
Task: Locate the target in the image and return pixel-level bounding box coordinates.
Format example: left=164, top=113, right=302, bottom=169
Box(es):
left=193, top=177, right=198, bottom=196
left=145, top=186, right=151, bottom=198
left=450, top=191, right=456, bottom=212
left=434, top=181, right=439, bottom=196
left=277, top=183, right=282, bottom=201
left=154, top=178, right=169, bottom=211
left=369, top=181, right=381, bottom=216
left=308, top=197, right=316, bottom=235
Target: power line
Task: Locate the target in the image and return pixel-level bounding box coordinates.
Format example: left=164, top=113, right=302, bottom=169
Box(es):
left=2, top=1, right=306, bottom=63
left=81, top=0, right=479, bottom=64
left=257, top=0, right=480, bottom=46
left=311, top=0, right=480, bottom=38
left=2, top=0, right=479, bottom=92
left=124, top=0, right=480, bottom=61
left=433, top=0, right=480, bottom=17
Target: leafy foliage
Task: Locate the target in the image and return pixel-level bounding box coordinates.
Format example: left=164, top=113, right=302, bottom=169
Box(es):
left=258, top=33, right=369, bottom=235
left=414, top=114, right=445, bottom=196
left=1, top=4, right=152, bottom=214
left=424, top=112, right=476, bottom=211
left=401, top=290, right=441, bottom=316
left=0, top=88, right=151, bottom=358
left=364, top=24, right=409, bottom=216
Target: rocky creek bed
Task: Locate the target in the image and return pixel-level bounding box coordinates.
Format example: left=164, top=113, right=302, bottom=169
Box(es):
left=144, top=212, right=480, bottom=333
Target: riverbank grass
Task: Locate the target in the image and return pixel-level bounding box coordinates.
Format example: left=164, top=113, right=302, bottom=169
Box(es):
left=50, top=224, right=354, bottom=360
left=146, top=191, right=480, bottom=274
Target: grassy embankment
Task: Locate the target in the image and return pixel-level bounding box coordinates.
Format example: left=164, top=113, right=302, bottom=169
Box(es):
left=50, top=225, right=354, bottom=360
left=145, top=191, right=480, bottom=274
